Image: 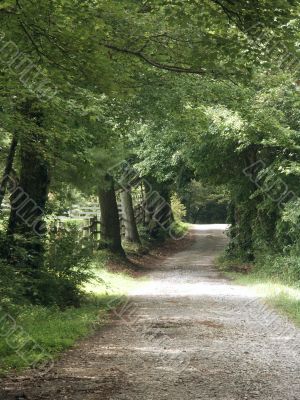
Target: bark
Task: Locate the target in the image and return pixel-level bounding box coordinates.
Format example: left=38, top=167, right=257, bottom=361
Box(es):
left=99, top=174, right=125, bottom=257
left=143, top=179, right=174, bottom=238
left=121, top=189, right=141, bottom=244
left=143, top=179, right=158, bottom=237
left=7, top=142, right=49, bottom=238
left=7, top=101, right=50, bottom=273
left=0, top=135, right=18, bottom=210
left=140, top=182, right=146, bottom=225
left=152, top=188, right=174, bottom=231
left=7, top=137, right=50, bottom=239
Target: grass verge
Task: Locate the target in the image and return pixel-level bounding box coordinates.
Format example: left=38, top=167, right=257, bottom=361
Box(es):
left=0, top=252, right=140, bottom=376
left=217, top=256, right=300, bottom=326
left=0, top=223, right=188, bottom=376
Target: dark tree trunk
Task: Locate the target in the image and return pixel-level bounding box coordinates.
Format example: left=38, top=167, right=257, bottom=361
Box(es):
left=143, top=178, right=174, bottom=238
left=99, top=174, right=125, bottom=257
left=121, top=189, right=141, bottom=244
left=6, top=136, right=50, bottom=274
left=153, top=187, right=174, bottom=229
left=144, top=180, right=152, bottom=227
left=143, top=179, right=158, bottom=237
left=0, top=135, right=18, bottom=210
left=7, top=101, right=50, bottom=275
left=7, top=138, right=49, bottom=237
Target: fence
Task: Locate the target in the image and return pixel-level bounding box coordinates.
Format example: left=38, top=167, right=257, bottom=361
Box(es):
left=52, top=197, right=146, bottom=241
left=0, top=193, right=146, bottom=242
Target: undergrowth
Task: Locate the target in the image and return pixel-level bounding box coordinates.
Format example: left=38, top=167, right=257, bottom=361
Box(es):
left=217, top=253, right=300, bottom=326
left=0, top=251, right=139, bottom=376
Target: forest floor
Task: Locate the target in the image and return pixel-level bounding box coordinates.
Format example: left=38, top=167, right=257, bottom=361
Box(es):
left=1, top=224, right=300, bottom=400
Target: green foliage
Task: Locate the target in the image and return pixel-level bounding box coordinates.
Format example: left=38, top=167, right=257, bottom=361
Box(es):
left=1, top=0, right=300, bottom=374
left=181, top=181, right=229, bottom=224
left=0, top=304, right=102, bottom=376
left=0, top=259, right=23, bottom=310
left=39, top=224, right=95, bottom=307
left=253, top=249, right=300, bottom=287
left=0, top=253, right=139, bottom=375
left=0, top=225, right=94, bottom=309
left=170, top=221, right=190, bottom=239
left=171, top=193, right=187, bottom=222
left=219, top=256, right=300, bottom=327
left=181, top=72, right=300, bottom=263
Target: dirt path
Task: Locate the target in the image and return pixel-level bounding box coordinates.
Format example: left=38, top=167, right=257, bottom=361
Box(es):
left=1, top=224, right=300, bottom=399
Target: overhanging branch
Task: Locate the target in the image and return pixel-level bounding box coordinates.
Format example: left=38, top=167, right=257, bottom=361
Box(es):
left=102, top=43, right=207, bottom=75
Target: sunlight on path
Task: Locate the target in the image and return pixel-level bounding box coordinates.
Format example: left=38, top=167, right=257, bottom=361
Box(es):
left=132, top=224, right=257, bottom=299
left=1, top=224, right=299, bottom=400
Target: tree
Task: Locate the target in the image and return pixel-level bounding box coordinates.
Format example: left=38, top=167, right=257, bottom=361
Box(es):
left=120, top=189, right=141, bottom=245
left=0, top=134, right=18, bottom=210
left=99, top=174, right=125, bottom=257
left=180, top=72, right=300, bottom=260
left=0, top=0, right=299, bottom=307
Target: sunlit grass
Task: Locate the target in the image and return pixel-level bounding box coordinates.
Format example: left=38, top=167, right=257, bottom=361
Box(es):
left=0, top=305, right=104, bottom=376
left=220, top=263, right=300, bottom=326
left=232, top=273, right=300, bottom=323
left=0, top=253, right=141, bottom=376
left=84, top=253, right=144, bottom=297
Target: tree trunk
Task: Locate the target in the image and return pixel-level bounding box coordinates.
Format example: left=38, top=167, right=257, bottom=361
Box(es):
left=99, top=174, right=125, bottom=257
left=145, top=181, right=174, bottom=237
left=7, top=101, right=50, bottom=277
left=7, top=138, right=49, bottom=238
left=143, top=179, right=158, bottom=237
left=121, top=189, right=141, bottom=244
left=154, top=187, right=174, bottom=229
left=7, top=137, right=50, bottom=277
left=0, top=134, right=18, bottom=210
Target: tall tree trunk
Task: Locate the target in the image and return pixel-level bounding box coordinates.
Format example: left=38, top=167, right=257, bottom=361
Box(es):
left=7, top=137, right=50, bottom=238
left=5, top=134, right=50, bottom=304
left=121, top=189, right=141, bottom=244
left=143, top=181, right=152, bottom=227
left=7, top=101, right=50, bottom=276
left=143, top=179, right=159, bottom=237
left=0, top=134, right=18, bottom=210
left=143, top=179, right=174, bottom=238
left=153, top=187, right=174, bottom=229
left=99, top=174, right=125, bottom=257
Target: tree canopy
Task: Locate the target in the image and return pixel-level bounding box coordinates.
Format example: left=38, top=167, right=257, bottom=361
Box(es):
left=1, top=0, right=300, bottom=308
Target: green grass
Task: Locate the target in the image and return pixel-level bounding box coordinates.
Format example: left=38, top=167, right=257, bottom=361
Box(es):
left=234, top=273, right=300, bottom=325
left=84, top=254, right=144, bottom=297
left=0, top=304, right=103, bottom=375
left=172, top=221, right=190, bottom=238
left=0, top=253, right=140, bottom=376
left=217, top=256, right=300, bottom=326
left=0, top=223, right=185, bottom=376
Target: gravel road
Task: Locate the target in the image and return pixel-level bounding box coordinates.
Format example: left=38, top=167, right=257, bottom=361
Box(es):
left=1, top=224, right=300, bottom=399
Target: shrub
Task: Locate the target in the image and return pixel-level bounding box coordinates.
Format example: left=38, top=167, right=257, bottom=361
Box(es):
left=0, top=234, right=27, bottom=311
left=0, top=224, right=95, bottom=309
left=39, top=223, right=95, bottom=307
left=255, top=252, right=300, bottom=286
left=171, top=193, right=186, bottom=222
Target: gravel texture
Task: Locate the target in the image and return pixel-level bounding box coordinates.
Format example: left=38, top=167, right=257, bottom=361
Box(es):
left=1, top=224, right=299, bottom=399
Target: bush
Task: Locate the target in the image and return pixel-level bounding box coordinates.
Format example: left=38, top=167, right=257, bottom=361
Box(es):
left=39, top=223, right=95, bottom=307
left=0, top=234, right=28, bottom=311
left=0, top=224, right=95, bottom=309
left=255, top=252, right=300, bottom=286
left=171, top=193, right=186, bottom=222
left=0, top=260, right=24, bottom=312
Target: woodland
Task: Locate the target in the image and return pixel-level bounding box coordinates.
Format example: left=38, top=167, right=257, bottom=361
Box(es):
left=1, top=0, right=300, bottom=374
